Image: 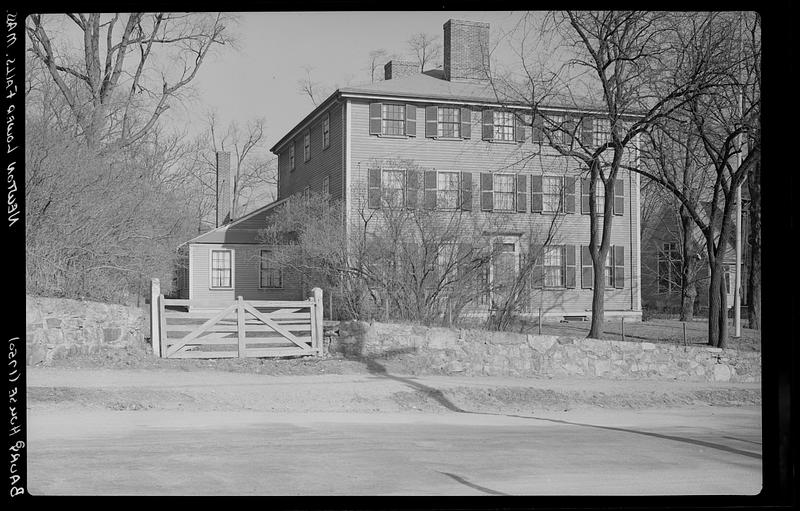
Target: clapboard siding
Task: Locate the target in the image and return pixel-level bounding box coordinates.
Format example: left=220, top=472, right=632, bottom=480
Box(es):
left=189, top=243, right=305, bottom=305
left=277, top=102, right=343, bottom=200
left=348, top=98, right=640, bottom=315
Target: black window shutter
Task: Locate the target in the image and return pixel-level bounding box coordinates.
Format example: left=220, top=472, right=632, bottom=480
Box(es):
left=368, top=168, right=382, bottom=209
left=531, top=175, right=543, bottom=213
left=564, top=177, right=576, bottom=214
left=581, top=178, right=591, bottom=214
left=425, top=106, right=437, bottom=138
left=456, top=243, right=472, bottom=280
left=424, top=170, right=437, bottom=210
left=516, top=174, right=528, bottom=212
left=581, top=245, right=593, bottom=289
left=460, top=172, right=472, bottom=211
left=565, top=245, right=576, bottom=288
left=480, top=172, right=493, bottom=211
left=564, top=115, right=577, bottom=145
left=482, top=110, right=494, bottom=140
left=369, top=103, right=382, bottom=135
left=461, top=108, right=471, bottom=139
left=515, top=113, right=526, bottom=143
left=532, top=114, right=544, bottom=143
left=581, top=116, right=594, bottom=146
left=613, top=178, right=624, bottom=215
left=406, top=169, right=420, bottom=209
left=614, top=245, right=625, bottom=289
left=406, top=105, right=416, bottom=137
left=531, top=243, right=543, bottom=289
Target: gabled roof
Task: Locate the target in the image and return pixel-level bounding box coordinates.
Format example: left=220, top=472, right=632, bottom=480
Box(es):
left=179, top=197, right=288, bottom=246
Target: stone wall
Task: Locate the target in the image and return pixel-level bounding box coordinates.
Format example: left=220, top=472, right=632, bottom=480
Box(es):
left=26, top=296, right=148, bottom=365
left=327, top=321, right=760, bottom=383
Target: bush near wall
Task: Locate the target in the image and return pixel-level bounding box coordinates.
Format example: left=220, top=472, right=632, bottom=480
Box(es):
left=26, top=296, right=148, bottom=366
left=328, top=321, right=760, bottom=383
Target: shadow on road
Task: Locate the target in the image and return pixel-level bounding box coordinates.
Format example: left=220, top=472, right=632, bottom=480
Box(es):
left=438, top=472, right=510, bottom=496
left=354, top=349, right=761, bottom=461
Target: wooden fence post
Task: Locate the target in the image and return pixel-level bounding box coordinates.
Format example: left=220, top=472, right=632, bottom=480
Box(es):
left=538, top=307, right=542, bottom=335
left=150, top=278, right=161, bottom=357
left=312, top=288, right=324, bottom=355
left=158, top=294, right=167, bottom=359
left=237, top=296, right=246, bottom=358
left=621, top=316, right=626, bottom=342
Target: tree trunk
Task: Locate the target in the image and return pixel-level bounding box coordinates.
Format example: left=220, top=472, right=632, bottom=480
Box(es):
left=707, top=259, right=729, bottom=348
left=588, top=248, right=607, bottom=339
left=747, top=159, right=761, bottom=330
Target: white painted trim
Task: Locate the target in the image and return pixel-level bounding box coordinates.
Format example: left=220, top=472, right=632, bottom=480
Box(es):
left=345, top=99, right=352, bottom=250
left=180, top=197, right=289, bottom=247
left=188, top=244, right=194, bottom=302
left=339, top=92, right=643, bottom=118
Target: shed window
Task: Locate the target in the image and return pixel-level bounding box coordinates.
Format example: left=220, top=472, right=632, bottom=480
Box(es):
left=210, top=250, right=232, bottom=288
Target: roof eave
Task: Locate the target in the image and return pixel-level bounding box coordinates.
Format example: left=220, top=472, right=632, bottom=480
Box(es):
left=270, top=90, right=342, bottom=154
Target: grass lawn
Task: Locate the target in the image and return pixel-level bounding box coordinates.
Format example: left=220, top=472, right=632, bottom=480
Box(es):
left=509, top=317, right=761, bottom=352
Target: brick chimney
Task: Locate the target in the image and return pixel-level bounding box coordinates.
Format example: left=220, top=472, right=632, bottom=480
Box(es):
left=216, top=151, right=233, bottom=227
left=443, top=19, right=490, bottom=82
left=384, top=60, right=419, bottom=80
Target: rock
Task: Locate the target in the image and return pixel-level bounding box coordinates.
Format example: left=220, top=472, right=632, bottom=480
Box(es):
left=46, top=318, right=62, bottom=329
left=713, top=364, right=732, bottom=382
left=527, top=334, right=557, bottom=353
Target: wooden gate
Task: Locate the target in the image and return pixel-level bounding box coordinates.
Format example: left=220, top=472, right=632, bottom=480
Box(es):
left=150, top=280, right=323, bottom=359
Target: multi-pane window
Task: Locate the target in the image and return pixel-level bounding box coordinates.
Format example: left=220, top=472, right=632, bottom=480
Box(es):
left=303, top=131, right=310, bottom=162
left=260, top=250, right=282, bottom=289
left=493, top=111, right=515, bottom=141
left=547, top=114, right=565, bottom=144
left=543, top=176, right=564, bottom=213
left=322, top=176, right=330, bottom=196
left=382, top=169, right=405, bottom=208
left=493, top=174, right=515, bottom=211
left=594, top=190, right=606, bottom=214
left=437, top=171, right=460, bottom=209
left=604, top=250, right=614, bottom=288
left=322, top=114, right=330, bottom=149
left=382, top=104, right=405, bottom=135
left=593, top=118, right=611, bottom=147
left=437, top=107, right=461, bottom=138
left=210, top=250, right=232, bottom=288
left=658, top=242, right=681, bottom=294
left=543, top=246, right=564, bottom=287
left=289, top=143, right=295, bottom=170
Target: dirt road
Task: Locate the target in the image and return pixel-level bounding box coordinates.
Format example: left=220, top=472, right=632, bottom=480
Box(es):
left=24, top=367, right=762, bottom=496
left=27, top=407, right=761, bottom=495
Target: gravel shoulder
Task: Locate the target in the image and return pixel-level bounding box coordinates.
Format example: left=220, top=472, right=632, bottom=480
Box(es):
left=26, top=366, right=761, bottom=415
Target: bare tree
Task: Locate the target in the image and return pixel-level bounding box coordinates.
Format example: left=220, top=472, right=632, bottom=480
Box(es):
left=407, top=32, right=441, bottom=72
left=632, top=12, right=760, bottom=347
left=26, top=13, right=236, bottom=152
left=368, top=49, right=389, bottom=83
left=487, top=11, right=744, bottom=342
left=296, top=66, right=334, bottom=107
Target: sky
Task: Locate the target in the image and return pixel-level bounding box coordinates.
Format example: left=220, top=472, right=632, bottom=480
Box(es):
left=169, top=11, right=538, bottom=150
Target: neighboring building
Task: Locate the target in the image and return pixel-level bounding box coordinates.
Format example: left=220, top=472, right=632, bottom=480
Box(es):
left=179, top=19, right=644, bottom=320
left=640, top=197, right=749, bottom=314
